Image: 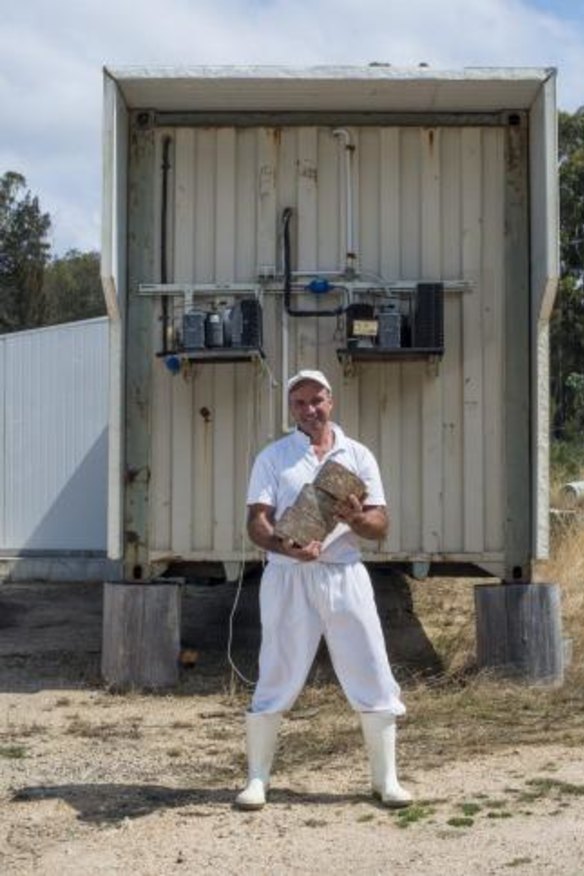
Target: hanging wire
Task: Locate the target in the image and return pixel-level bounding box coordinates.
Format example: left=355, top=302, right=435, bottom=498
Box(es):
left=226, top=358, right=276, bottom=687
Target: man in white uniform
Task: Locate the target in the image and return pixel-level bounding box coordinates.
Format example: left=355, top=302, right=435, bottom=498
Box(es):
left=236, top=370, right=411, bottom=810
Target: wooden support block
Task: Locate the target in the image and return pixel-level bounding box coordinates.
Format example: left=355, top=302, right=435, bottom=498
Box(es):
left=474, top=582, right=564, bottom=686
left=102, top=581, right=182, bottom=689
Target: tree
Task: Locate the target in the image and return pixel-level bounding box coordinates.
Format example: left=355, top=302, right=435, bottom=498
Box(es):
left=550, top=111, right=584, bottom=438
left=0, top=171, right=51, bottom=331
left=43, top=249, right=105, bottom=325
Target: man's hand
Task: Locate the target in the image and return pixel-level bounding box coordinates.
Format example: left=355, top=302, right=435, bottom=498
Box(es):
left=334, top=493, right=364, bottom=526
left=247, top=504, right=322, bottom=560
left=333, top=495, right=389, bottom=541
left=280, top=539, right=322, bottom=562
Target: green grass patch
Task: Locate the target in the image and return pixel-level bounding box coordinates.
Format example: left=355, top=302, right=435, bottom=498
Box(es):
left=0, top=745, right=27, bottom=759
left=459, top=802, right=481, bottom=816
left=446, top=816, right=474, bottom=828
left=526, top=777, right=584, bottom=797
left=394, top=804, right=435, bottom=828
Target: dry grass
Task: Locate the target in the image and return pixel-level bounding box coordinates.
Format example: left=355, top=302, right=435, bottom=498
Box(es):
left=262, top=522, right=584, bottom=775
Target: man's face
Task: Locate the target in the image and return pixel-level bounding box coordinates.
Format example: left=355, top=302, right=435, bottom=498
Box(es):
left=289, top=380, right=333, bottom=439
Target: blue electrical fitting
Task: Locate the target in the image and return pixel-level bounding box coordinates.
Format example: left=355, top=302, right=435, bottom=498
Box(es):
left=306, top=278, right=332, bottom=294
left=164, top=355, right=181, bottom=374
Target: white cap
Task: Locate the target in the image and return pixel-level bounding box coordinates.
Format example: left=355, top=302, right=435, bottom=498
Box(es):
left=287, top=369, right=332, bottom=395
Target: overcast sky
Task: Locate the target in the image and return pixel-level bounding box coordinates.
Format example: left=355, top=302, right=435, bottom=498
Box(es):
left=1, top=0, right=583, bottom=255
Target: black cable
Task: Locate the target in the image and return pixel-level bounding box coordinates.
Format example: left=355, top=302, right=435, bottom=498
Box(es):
left=282, top=207, right=346, bottom=318
left=160, top=137, right=172, bottom=354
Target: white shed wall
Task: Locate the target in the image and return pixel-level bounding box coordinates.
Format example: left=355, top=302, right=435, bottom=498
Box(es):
left=0, top=318, right=109, bottom=553
left=149, top=125, right=507, bottom=568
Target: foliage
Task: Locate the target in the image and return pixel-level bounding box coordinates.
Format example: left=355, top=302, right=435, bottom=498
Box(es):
left=43, top=250, right=105, bottom=326
left=550, top=438, right=584, bottom=487
left=0, top=171, right=104, bottom=332
left=552, top=111, right=584, bottom=440
left=0, top=172, right=51, bottom=331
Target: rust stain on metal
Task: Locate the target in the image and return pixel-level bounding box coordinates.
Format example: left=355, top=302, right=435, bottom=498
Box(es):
left=271, top=127, right=282, bottom=146
left=298, top=160, right=318, bottom=183
left=125, top=466, right=151, bottom=485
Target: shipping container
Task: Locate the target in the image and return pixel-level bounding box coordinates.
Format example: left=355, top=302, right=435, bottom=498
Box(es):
left=0, top=318, right=111, bottom=581
left=102, top=66, right=558, bottom=583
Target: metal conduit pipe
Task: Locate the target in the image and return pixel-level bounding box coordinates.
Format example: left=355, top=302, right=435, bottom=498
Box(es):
left=160, top=136, right=172, bottom=355
left=332, top=128, right=356, bottom=276
left=282, top=207, right=345, bottom=318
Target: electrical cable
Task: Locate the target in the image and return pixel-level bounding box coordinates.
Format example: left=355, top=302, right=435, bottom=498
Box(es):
left=160, top=137, right=172, bottom=354
left=226, top=359, right=275, bottom=687
left=282, top=208, right=346, bottom=318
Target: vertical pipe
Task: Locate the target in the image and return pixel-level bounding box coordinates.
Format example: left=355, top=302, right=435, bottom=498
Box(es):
left=160, top=136, right=172, bottom=354
left=333, top=128, right=356, bottom=276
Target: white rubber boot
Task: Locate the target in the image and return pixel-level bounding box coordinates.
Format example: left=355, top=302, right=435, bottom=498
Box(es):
left=235, top=712, right=282, bottom=810
left=359, top=711, right=412, bottom=808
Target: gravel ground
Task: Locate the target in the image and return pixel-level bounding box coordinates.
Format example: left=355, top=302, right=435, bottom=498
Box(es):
left=1, top=581, right=584, bottom=875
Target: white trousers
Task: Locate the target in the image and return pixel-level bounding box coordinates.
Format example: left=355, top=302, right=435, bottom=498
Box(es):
left=251, top=561, right=406, bottom=716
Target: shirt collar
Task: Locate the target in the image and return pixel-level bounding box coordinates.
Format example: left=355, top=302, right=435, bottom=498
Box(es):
left=291, top=422, right=347, bottom=453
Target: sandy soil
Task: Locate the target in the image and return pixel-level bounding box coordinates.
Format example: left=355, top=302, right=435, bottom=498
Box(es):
left=1, top=581, right=584, bottom=875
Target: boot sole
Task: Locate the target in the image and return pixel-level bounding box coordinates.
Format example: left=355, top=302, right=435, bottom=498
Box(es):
left=372, top=790, right=412, bottom=809
left=234, top=800, right=266, bottom=811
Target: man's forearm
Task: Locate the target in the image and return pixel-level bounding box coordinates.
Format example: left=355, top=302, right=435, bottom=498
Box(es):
left=248, top=514, right=287, bottom=554
left=337, top=496, right=389, bottom=541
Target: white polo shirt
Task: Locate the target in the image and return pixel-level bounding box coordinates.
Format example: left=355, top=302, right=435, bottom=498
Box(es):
left=247, top=423, right=387, bottom=565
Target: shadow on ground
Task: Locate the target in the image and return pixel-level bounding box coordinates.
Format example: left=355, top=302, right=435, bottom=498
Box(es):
left=12, top=783, right=365, bottom=823
left=0, top=567, right=442, bottom=693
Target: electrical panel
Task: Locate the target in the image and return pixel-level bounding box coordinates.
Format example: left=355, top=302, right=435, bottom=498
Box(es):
left=339, top=282, right=444, bottom=361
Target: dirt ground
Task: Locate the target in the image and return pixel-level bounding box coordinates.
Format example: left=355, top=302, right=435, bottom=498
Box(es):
left=1, top=580, right=584, bottom=875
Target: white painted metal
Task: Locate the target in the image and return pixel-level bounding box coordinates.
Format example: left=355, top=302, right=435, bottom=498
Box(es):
left=147, top=125, right=509, bottom=566
left=0, top=319, right=109, bottom=552
left=103, top=66, right=559, bottom=577
left=101, top=71, right=128, bottom=561
left=106, top=66, right=553, bottom=114
left=530, top=77, right=559, bottom=561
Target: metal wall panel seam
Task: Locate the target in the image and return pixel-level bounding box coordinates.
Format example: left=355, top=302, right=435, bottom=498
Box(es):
left=420, top=127, right=444, bottom=554
left=461, top=128, right=485, bottom=553
left=213, top=128, right=237, bottom=553
left=503, top=121, right=531, bottom=576
left=170, top=129, right=195, bottom=556
left=482, top=128, right=505, bottom=553
left=440, top=129, right=464, bottom=552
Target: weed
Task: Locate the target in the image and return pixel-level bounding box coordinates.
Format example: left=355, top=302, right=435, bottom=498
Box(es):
left=304, top=818, right=327, bottom=828
left=356, top=813, right=375, bottom=823
left=487, top=811, right=513, bottom=819
left=446, top=816, right=474, bottom=828
left=394, top=804, right=434, bottom=828
left=66, top=719, right=143, bottom=740
left=526, top=777, right=584, bottom=797
left=506, top=857, right=533, bottom=868
left=167, top=748, right=183, bottom=758
left=459, top=802, right=481, bottom=816
left=0, top=745, right=27, bottom=759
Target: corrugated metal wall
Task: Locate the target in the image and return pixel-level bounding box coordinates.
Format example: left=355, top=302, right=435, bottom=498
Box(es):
left=150, top=126, right=506, bottom=566
left=0, top=318, right=108, bottom=552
